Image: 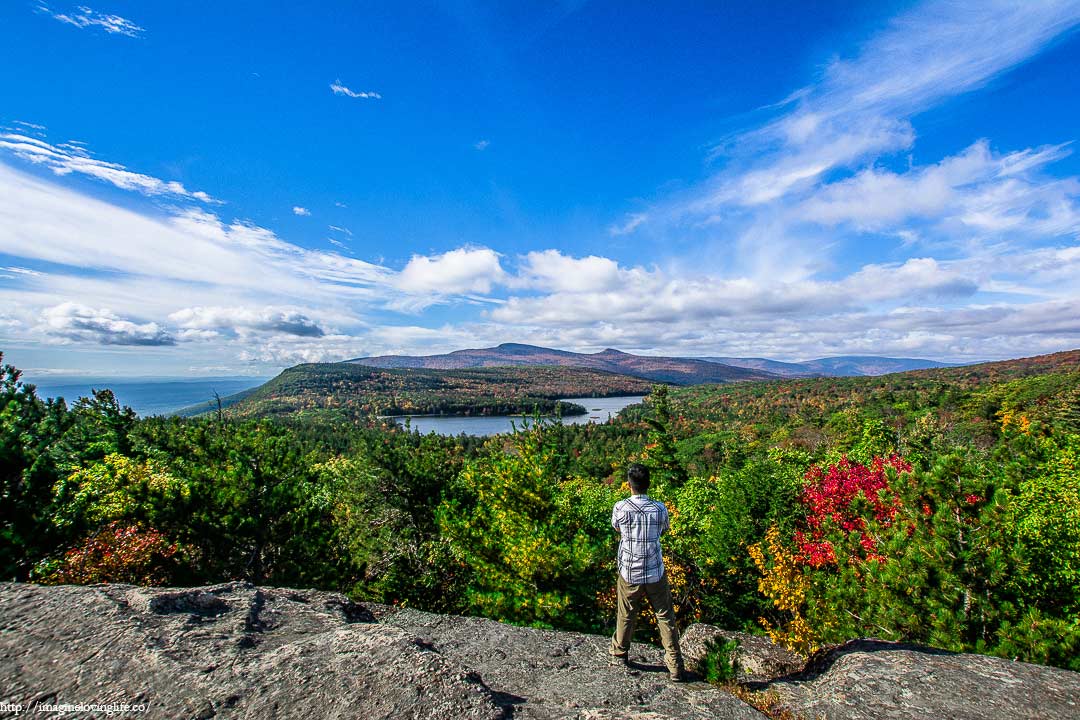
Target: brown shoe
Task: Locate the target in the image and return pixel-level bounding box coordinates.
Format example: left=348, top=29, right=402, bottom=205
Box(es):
left=609, top=653, right=629, bottom=666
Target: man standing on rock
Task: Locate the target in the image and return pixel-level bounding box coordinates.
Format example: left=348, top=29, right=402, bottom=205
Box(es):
left=609, top=463, right=685, bottom=681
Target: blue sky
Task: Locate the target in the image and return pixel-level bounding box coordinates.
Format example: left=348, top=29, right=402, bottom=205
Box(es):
left=2, top=1, right=1080, bottom=378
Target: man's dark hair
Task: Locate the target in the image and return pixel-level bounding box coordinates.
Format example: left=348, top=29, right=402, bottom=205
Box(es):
left=627, top=463, right=651, bottom=494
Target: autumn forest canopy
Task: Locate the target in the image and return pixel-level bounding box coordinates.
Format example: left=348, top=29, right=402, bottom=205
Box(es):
left=2, top=349, right=1079, bottom=671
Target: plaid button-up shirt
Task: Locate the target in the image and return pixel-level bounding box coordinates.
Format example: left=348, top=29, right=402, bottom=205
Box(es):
left=612, top=494, right=669, bottom=585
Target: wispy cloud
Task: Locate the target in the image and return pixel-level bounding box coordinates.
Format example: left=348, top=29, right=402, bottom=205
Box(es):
left=700, top=1, right=1080, bottom=208
left=797, top=140, right=1080, bottom=237
left=12, top=120, right=46, bottom=133
left=2, top=266, right=43, bottom=277
left=330, top=80, right=382, bottom=100
left=0, top=131, right=217, bottom=202
left=292, top=206, right=311, bottom=216
left=474, top=139, right=490, bottom=151
left=328, top=224, right=352, bottom=236
left=37, top=4, right=144, bottom=38
left=607, top=212, right=647, bottom=236
left=642, top=0, right=1080, bottom=289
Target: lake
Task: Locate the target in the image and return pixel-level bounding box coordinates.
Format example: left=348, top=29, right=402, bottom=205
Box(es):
left=28, top=377, right=270, bottom=417
left=391, top=395, right=647, bottom=436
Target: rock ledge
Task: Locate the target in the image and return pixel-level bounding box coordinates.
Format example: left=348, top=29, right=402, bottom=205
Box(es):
left=2, top=583, right=1078, bottom=719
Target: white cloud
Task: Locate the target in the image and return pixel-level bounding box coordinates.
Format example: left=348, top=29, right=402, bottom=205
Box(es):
left=0, top=132, right=217, bottom=202
left=169, top=306, right=326, bottom=338
left=608, top=213, right=647, bottom=236
left=237, top=334, right=367, bottom=366
left=1, top=266, right=43, bottom=277
left=474, top=140, right=490, bottom=151
left=292, top=206, right=311, bottom=216
left=395, top=247, right=507, bottom=296
left=40, top=302, right=174, bottom=345
left=12, top=121, right=46, bottom=133
left=799, top=140, right=1080, bottom=237
left=495, top=256, right=959, bottom=327
left=0, top=160, right=398, bottom=321
left=37, top=3, right=144, bottom=37
left=517, top=250, right=622, bottom=293
left=328, top=224, right=352, bottom=236
left=330, top=80, right=382, bottom=100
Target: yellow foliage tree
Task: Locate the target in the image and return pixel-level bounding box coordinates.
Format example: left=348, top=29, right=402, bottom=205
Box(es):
left=748, top=524, right=818, bottom=655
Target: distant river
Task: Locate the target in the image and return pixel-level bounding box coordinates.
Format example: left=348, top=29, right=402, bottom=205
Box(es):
left=28, top=377, right=270, bottom=417
left=391, top=395, right=646, bottom=436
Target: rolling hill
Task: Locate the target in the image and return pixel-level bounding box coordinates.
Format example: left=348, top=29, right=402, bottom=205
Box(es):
left=200, top=363, right=656, bottom=420
left=696, top=355, right=963, bottom=377
left=349, top=343, right=778, bottom=385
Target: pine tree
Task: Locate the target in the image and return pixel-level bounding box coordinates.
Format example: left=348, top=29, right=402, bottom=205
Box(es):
left=642, top=384, right=688, bottom=489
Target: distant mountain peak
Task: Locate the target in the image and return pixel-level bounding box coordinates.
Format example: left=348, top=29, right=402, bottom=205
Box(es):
left=493, top=343, right=552, bottom=354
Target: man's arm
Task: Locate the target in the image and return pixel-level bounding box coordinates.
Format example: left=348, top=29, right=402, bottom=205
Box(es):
left=611, top=501, right=622, bottom=534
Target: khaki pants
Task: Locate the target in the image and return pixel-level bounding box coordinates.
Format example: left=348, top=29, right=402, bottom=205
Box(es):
left=609, top=572, right=683, bottom=672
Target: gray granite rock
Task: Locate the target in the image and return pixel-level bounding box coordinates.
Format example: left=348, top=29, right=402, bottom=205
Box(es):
left=0, top=583, right=763, bottom=720
left=375, top=605, right=765, bottom=720
left=767, top=638, right=1080, bottom=720
left=0, top=582, right=503, bottom=719
left=5, top=583, right=1078, bottom=720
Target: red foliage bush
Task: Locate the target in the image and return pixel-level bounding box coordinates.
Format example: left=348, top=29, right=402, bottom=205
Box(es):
left=795, top=455, right=912, bottom=567
left=40, top=522, right=182, bottom=586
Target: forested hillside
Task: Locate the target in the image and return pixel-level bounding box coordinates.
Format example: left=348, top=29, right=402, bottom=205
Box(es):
left=2, top=349, right=1078, bottom=672
left=196, top=362, right=656, bottom=420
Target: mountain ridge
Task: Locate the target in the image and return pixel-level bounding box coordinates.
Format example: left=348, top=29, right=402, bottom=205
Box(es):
left=698, top=354, right=964, bottom=377
left=350, top=343, right=967, bottom=381
left=348, top=343, right=778, bottom=385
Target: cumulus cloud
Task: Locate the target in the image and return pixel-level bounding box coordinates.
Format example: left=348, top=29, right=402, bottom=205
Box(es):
left=395, top=247, right=507, bottom=296
left=41, top=302, right=174, bottom=345
left=517, top=250, right=622, bottom=293
left=169, top=306, right=326, bottom=337
left=292, top=206, right=311, bottom=216
left=491, top=254, right=981, bottom=329
left=330, top=80, right=382, bottom=100
left=0, top=132, right=216, bottom=202
left=37, top=3, right=144, bottom=37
